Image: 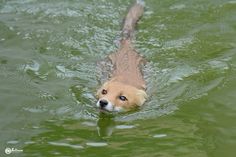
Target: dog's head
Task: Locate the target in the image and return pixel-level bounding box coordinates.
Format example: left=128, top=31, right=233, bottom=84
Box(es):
left=96, top=81, right=147, bottom=112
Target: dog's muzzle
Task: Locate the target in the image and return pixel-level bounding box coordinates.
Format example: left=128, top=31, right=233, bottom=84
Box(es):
left=96, top=99, right=124, bottom=112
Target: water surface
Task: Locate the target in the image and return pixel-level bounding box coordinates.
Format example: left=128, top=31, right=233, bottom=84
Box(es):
left=0, top=0, right=236, bottom=156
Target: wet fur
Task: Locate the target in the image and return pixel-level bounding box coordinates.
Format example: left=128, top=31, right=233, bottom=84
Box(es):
left=96, top=1, right=147, bottom=112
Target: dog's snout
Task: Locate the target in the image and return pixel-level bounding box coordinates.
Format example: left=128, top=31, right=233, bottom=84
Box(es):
left=99, top=99, right=108, bottom=108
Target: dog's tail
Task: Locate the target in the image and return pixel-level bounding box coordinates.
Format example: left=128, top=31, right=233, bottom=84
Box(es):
left=121, top=0, right=144, bottom=40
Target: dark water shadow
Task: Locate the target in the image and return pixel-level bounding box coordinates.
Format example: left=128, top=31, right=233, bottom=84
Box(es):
left=96, top=113, right=116, bottom=138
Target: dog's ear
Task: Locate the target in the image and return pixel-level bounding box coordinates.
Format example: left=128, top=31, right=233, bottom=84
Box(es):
left=136, top=89, right=147, bottom=106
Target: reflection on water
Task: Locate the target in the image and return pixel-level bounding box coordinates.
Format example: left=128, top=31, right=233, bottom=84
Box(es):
left=1, top=0, right=236, bottom=156
left=97, top=113, right=115, bottom=137
left=22, top=111, right=210, bottom=157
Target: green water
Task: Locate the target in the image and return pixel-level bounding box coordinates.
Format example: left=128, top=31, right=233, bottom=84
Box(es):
left=1, top=0, right=236, bottom=156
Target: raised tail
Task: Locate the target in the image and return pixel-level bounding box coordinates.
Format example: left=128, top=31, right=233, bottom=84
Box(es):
left=122, top=0, right=144, bottom=40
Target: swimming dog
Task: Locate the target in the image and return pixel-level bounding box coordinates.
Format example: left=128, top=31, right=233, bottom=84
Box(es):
left=96, top=0, right=147, bottom=112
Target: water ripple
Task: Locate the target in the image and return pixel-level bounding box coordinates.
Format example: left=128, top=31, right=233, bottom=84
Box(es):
left=48, top=141, right=84, bottom=149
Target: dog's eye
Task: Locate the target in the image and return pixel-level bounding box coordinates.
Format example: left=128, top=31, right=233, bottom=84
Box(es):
left=101, top=89, right=107, bottom=95
left=119, top=96, right=127, bottom=101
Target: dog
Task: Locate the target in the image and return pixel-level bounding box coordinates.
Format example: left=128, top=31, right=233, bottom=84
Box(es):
left=96, top=0, right=147, bottom=112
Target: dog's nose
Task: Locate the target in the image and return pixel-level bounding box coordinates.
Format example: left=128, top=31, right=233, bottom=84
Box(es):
left=99, top=99, right=108, bottom=108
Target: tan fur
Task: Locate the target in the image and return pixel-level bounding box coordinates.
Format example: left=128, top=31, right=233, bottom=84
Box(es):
left=97, top=81, right=147, bottom=110
left=96, top=1, right=146, bottom=112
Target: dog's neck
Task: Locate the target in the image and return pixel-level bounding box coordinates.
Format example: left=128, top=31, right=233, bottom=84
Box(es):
left=109, top=40, right=146, bottom=90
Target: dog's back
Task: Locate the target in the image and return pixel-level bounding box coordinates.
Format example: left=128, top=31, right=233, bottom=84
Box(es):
left=96, top=1, right=147, bottom=112
left=109, top=0, right=145, bottom=90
